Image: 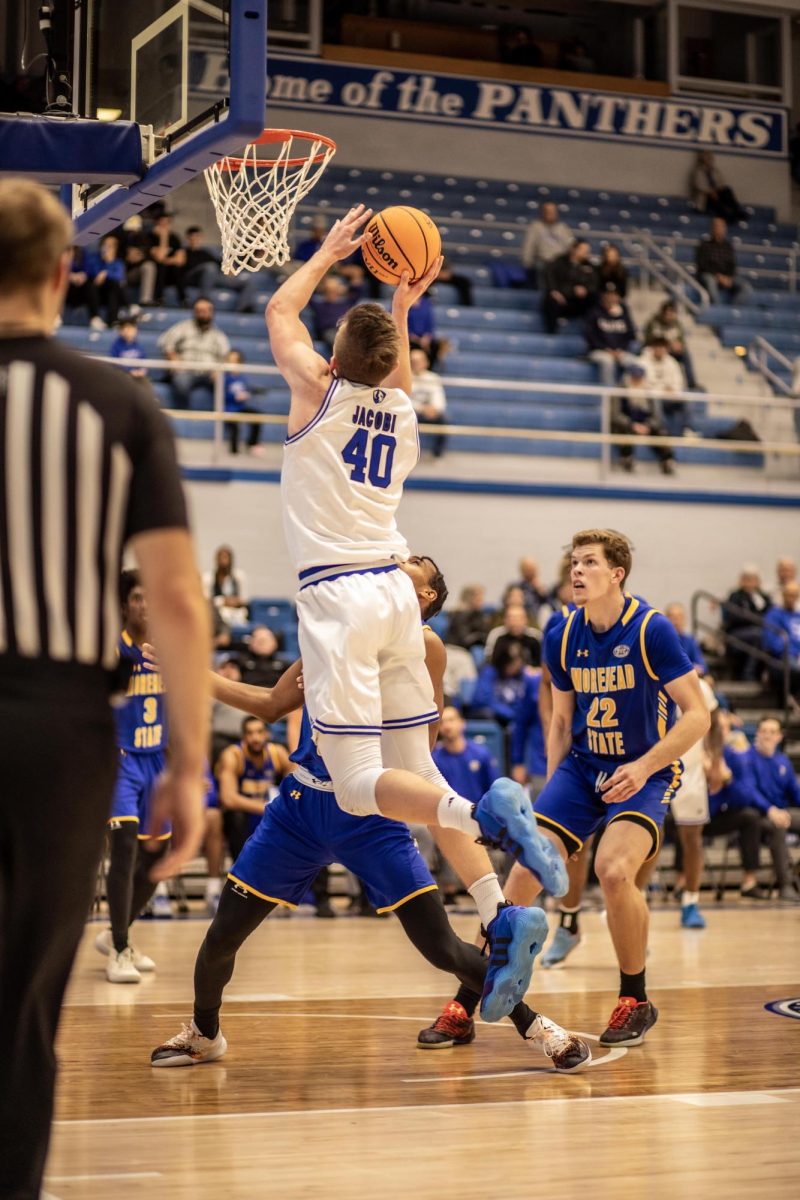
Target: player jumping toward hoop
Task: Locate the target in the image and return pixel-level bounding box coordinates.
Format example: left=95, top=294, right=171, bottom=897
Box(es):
left=266, top=206, right=566, bottom=1018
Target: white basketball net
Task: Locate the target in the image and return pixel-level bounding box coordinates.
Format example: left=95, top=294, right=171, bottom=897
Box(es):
left=204, top=132, right=336, bottom=276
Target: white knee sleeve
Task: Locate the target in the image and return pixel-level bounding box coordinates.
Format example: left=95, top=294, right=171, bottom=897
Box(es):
left=380, top=726, right=450, bottom=791
left=316, top=733, right=387, bottom=817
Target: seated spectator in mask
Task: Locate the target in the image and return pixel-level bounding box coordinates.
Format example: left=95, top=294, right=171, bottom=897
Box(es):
left=159, top=297, right=230, bottom=409
left=507, top=556, right=549, bottom=621
left=611, top=363, right=675, bottom=475
left=762, top=582, right=800, bottom=704
left=484, top=603, right=542, bottom=666
left=310, top=275, right=362, bottom=350
left=410, top=347, right=447, bottom=459
left=695, top=217, right=752, bottom=306
left=446, top=585, right=493, bottom=651
left=723, top=565, right=772, bottom=681
left=705, top=712, right=792, bottom=900
left=665, top=602, right=707, bottom=674
left=586, top=286, right=639, bottom=388
left=241, top=625, right=291, bottom=689
left=470, top=641, right=537, bottom=726
left=771, top=556, right=798, bottom=605
left=640, top=336, right=693, bottom=435
left=644, top=299, right=699, bottom=389
left=542, top=239, right=596, bottom=334
left=522, top=202, right=573, bottom=289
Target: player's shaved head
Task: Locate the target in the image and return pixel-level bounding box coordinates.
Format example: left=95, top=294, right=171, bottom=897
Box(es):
left=572, top=529, right=633, bottom=586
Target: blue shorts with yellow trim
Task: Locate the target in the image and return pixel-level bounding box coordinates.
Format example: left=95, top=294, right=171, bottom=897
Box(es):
left=534, top=752, right=681, bottom=861
left=229, top=774, right=436, bottom=913
left=109, top=749, right=169, bottom=838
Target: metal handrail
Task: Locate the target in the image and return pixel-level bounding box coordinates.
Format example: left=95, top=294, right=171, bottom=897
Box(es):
left=690, top=589, right=792, bottom=719
left=632, top=227, right=710, bottom=311
left=749, top=335, right=795, bottom=398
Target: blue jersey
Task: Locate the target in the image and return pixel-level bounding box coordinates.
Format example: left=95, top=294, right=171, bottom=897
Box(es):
left=542, top=602, right=578, bottom=640
left=745, top=746, right=800, bottom=810
left=114, top=632, right=167, bottom=754
left=290, top=708, right=331, bottom=781
left=544, top=594, right=692, bottom=771
left=432, top=738, right=499, bottom=803
left=229, top=741, right=281, bottom=804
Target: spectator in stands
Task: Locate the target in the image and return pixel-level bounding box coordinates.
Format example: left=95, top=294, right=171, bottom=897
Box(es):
left=410, top=347, right=447, bottom=459
left=485, top=603, right=542, bottom=666
left=596, top=243, right=628, bottom=298
left=241, top=625, right=291, bottom=689
left=183, top=226, right=220, bottom=295
left=110, top=315, right=147, bottom=379
left=560, top=39, right=595, bottom=72
left=640, top=336, right=693, bottom=435
left=446, top=585, right=493, bottom=651
left=210, top=602, right=232, bottom=653
left=610, top=362, right=675, bottom=475
left=148, top=212, right=186, bottom=303
left=695, top=217, right=752, bottom=306
left=203, top=545, right=248, bottom=628
left=723, top=564, right=772, bottom=681
left=762, top=581, right=800, bottom=703
left=310, top=275, right=362, bottom=350
left=501, top=26, right=542, bottom=68
left=224, top=349, right=264, bottom=456
left=705, top=714, right=791, bottom=900
left=436, top=257, right=473, bottom=307
left=644, top=299, right=699, bottom=389
left=771, top=556, right=798, bottom=605
left=585, top=285, right=639, bottom=388
left=408, top=292, right=447, bottom=368
left=509, top=669, right=547, bottom=798
left=509, top=556, right=549, bottom=620
left=470, top=641, right=537, bottom=726
left=521, top=201, right=572, bottom=288
left=87, top=234, right=126, bottom=330
left=690, top=151, right=745, bottom=222
left=665, top=602, right=707, bottom=674
left=120, top=215, right=157, bottom=307
left=542, top=238, right=596, bottom=334
left=65, top=246, right=95, bottom=319
left=433, top=707, right=500, bottom=802
left=159, top=296, right=230, bottom=408
left=745, top=715, right=800, bottom=899
left=295, top=217, right=328, bottom=263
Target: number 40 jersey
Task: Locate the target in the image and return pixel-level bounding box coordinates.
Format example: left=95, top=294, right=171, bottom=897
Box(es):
left=281, top=375, right=419, bottom=574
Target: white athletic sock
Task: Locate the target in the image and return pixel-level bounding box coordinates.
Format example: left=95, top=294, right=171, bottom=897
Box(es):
left=206, top=876, right=222, bottom=900
left=436, top=791, right=481, bottom=839
left=468, top=873, right=505, bottom=929
left=682, top=891, right=700, bottom=907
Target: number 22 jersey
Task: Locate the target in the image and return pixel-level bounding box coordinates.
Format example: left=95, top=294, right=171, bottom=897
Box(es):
left=544, top=594, right=693, bottom=774
left=281, top=375, right=419, bottom=574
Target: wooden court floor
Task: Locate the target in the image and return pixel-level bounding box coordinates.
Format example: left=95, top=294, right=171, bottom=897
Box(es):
left=46, top=906, right=800, bottom=1200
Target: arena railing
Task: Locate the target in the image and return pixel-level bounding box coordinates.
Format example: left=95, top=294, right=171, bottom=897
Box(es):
left=93, top=355, right=800, bottom=479
left=749, top=335, right=796, bottom=398
left=691, top=590, right=793, bottom=720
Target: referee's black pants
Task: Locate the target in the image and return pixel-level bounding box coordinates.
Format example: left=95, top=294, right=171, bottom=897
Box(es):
left=0, top=699, right=117, bottom=1200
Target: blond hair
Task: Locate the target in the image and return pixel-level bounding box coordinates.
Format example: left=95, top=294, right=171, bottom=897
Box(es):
left=572, top=529, right=633, bottom=586
left=0, top=178, right=74, bottom=290
left=334, top=303, right=400, bottom=387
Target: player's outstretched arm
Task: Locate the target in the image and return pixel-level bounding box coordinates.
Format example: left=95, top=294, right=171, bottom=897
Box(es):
left=382, top=256, right=444, bottom=395
left=266, top=205, right=373, bottom=430
left=132, top=528, right=210, bottom=879
left=210, top=660, right=304, bottom=723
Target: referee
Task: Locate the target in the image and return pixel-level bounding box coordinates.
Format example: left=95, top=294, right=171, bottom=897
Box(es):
left=0, top=179, right=210, bottom=1200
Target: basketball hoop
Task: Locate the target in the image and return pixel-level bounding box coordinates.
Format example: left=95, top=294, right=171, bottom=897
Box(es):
left=204, top=129, right=337, bottom=275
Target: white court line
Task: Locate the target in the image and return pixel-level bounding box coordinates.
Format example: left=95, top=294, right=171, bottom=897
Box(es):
left=46, top=1173, right=162, bottom=1183
left=54, top=1087, right=800, bottom=1128
left=406, top=1033, right=627, bottom=1080
left=154, top=1011, right=473, bottom=1023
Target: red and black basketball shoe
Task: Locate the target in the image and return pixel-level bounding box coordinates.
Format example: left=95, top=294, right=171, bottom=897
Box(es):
left=417, top=1000, right=476, bottom=1049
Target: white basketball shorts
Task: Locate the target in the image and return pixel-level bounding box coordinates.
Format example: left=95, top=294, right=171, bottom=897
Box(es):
left=296, top=564, right=439, bottom=735
left=670, top=742, right=709, bottom=825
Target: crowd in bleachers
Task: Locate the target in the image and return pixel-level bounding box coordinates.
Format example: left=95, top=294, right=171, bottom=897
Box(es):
left=195, top=541, right=800, bottom=912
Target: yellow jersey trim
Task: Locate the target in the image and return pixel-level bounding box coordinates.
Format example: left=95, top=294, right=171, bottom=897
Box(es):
left=108, top=814, right=139, bottom=824
left=621, top=594, right=640, bottom=626
left=608, top=810, right=661, bottom=861
left=534, top=813, right=583, bottom=854
left=560, top=610, right=578, bottom=672
left=640, top=609, right=658, bottom=680
left=226, top=873, right=298, bottom=910
left=121, top=629, right=133, bottom=647
left=137, top=831, right=171, bottom=841
left=375, top=883, right=438, bottom=914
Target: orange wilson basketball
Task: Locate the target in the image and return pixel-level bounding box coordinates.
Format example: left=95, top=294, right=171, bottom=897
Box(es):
left=361, top=206, right=442, bottom=286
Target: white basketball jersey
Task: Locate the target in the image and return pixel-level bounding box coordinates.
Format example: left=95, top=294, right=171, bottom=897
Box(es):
left=281, top=376, right=418, bottom=573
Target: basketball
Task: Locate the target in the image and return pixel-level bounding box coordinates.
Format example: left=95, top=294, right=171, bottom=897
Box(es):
left=361, top=205, right=442, bottom=285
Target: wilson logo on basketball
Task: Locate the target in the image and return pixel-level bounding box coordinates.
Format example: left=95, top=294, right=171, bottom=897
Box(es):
left=367, top=222, right=399, bottom=270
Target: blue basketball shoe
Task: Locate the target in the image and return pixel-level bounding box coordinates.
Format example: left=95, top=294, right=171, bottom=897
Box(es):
left=480, top=904, right=549, bottom=1023
left=680, top=902, right=706, bottom=929
left=542, top=925, right=582, bottom=969
left=473, top=779, right=568, bottom=897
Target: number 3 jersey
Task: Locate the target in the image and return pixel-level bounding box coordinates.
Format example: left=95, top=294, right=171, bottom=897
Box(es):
left=281, top=375, right=419, bottom=574
left=114, top=631, right=167, bottom=753
left=544, top=594, right=693, bottom=773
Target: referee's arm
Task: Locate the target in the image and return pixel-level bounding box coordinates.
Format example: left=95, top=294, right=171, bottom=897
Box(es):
left=135, top=527, right=211, bottom=879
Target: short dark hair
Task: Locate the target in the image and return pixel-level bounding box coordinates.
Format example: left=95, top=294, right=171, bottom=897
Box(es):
left=242, top=715, right=265, bottom=734
left=186, top=225, right=202, bottom=235
left=120, top=569, right=142, bottom=608
left=649, top=335, right=669, bottom=348
left=334, top=303, right=400, bottom=387
left=757, top=714, right=783, bottom=732
left=419, top=556, right=449, bottom=619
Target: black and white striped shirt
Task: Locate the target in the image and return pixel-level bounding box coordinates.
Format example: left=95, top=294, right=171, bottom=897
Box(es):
left=0, top=335, right=187, bottom=698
